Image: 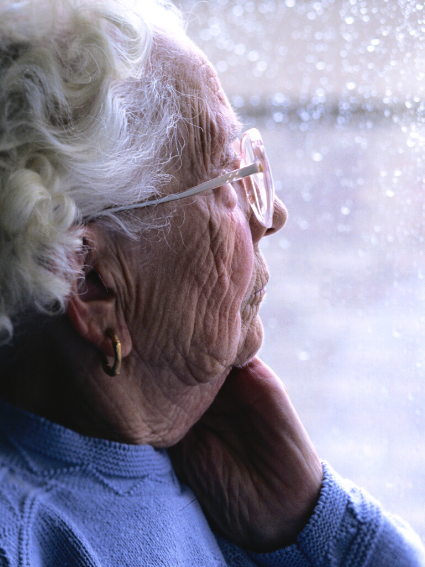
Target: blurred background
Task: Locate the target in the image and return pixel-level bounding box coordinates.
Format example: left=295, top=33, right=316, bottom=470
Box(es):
left=179, top=0, right=425, bottom=539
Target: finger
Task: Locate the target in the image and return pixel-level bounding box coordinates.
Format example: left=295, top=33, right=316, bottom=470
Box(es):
left=223, top=357, right=292, bottom=415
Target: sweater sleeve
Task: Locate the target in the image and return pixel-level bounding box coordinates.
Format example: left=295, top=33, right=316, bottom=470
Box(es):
left=218, top=462, right=425, bottom=567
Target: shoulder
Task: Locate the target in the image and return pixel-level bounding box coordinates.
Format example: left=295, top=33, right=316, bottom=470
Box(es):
left=0, top=466, right=23, bottom=567
left=0, top=463, right=98, bottom=566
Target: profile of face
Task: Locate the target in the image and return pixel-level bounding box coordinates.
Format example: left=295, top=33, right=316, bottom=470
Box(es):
left=111, top=36, right=287, bottom=393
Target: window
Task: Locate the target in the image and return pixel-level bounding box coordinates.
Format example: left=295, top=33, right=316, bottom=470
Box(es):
left=181, top=0, right=425, bottom=538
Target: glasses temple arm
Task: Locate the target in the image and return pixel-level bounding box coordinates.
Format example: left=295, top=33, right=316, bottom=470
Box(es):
left=85, top=162, right=261, bottom=220
left=142, top=162, right=261, bottom=205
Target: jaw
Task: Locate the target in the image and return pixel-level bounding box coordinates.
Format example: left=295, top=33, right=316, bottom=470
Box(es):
left=232, top=310, right=264, bottom=368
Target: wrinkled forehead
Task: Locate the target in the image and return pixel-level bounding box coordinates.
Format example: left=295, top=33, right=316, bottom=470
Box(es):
left=152, top=32, right=241, bottom=170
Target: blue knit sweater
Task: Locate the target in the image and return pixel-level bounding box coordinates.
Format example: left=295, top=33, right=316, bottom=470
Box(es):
left=0, top=399, right=424, bottom=566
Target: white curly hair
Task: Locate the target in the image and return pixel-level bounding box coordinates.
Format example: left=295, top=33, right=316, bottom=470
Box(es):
left=0, top=0, right=188, bottom=343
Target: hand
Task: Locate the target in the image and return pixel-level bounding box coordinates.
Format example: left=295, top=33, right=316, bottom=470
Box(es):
left=168, top=357, right=323, bottom=552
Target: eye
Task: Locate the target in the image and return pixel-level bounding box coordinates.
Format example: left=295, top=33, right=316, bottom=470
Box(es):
left=219, top=154, right=251, bottom=216
left=231, top=179, right=251, bottom=216
left=220, top=141, right=240, bottom=173
left=230, top=152, right=242, bottom=170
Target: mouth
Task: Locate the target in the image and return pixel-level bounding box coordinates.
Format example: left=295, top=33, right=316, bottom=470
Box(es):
left=247, top=271, right=269, bottom=306
left=250, top=285, right=266, bottom=305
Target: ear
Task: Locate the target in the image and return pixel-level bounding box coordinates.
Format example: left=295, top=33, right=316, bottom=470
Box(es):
left=66, top=224, right=132, bottom=359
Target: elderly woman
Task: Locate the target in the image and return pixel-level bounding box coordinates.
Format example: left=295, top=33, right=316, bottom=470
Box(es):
left=0, top=1, right=423, bottom=565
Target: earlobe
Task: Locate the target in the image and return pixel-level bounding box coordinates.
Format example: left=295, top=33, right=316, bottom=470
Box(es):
left=66, top=226, right=132, bottom=360
left=67, top=280, right=112, bottom=355
left=100, top=330, right=122, bottom=376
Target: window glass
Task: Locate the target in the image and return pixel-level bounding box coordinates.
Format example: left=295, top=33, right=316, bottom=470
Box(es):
left=180, top=0, right=425, bottom=539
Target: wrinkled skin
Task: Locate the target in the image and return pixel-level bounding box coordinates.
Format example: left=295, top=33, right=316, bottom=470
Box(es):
left=169, top=358, right=322, bottom=551
left=0, top=35, right=323, bottom=552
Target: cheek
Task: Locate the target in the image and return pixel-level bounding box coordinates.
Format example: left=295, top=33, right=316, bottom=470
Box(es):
left=229, top=220, right=254, bottom=300
left=203, top=212, right=254, bottom=335
left=187, top=207, right=254, bottom=368
left=131, top=204, right=254, bottom=378
left=212, top=186, right=254, bottom=302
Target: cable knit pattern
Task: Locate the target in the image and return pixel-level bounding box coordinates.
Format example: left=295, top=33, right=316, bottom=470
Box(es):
left=0, top=398, right=424, bottom=567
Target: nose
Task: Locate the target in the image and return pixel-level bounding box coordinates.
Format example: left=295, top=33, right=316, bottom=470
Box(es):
left=249, top=196, right=287, bottom=244
left=265, top=196, right=287, bottom=236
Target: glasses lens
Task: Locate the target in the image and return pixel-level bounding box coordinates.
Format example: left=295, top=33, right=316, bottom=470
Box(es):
left=240, top=128, right=275, bottom=228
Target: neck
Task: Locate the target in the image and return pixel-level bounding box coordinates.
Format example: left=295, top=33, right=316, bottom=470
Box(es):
left=0, top=315, right=228, bottom=446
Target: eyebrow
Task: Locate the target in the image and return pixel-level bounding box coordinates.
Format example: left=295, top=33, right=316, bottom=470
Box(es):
left=230, top=117, right=243, bottom=140
left=222, top=118, right=243, bottom=165
left=221, top=140, right=239, bottom=171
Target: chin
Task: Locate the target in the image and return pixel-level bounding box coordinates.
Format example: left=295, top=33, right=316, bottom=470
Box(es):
left=233, top=314, right=264, bottom=368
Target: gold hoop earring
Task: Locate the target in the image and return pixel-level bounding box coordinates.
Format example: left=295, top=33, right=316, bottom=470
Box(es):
left=101, top=330, right=121, bottom=377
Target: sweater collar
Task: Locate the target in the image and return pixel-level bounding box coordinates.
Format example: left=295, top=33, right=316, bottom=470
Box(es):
left=0, top=398, right=173, bottom=478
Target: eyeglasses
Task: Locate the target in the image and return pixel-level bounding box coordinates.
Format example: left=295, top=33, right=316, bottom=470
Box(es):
left=90, top=128, right=275, bottom=228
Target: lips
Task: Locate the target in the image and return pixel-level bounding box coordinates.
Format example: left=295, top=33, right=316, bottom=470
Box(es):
left=250, top=286, right=266, bottom=306
left=248, top=272, right=269, bottom=305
